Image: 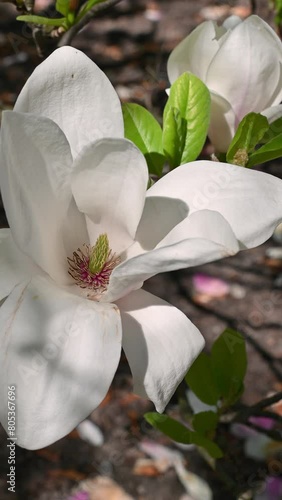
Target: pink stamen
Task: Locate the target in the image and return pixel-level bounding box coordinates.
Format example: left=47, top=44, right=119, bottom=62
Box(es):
left=67, top=244, right=120, bottom=298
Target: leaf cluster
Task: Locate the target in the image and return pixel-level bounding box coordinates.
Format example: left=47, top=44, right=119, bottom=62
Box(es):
left=226, top=112, right=282, bottom=168
left=17, top=0, right=105, bottom=31
left=145, top=329, right=247, bottom=459
left=123, top=72, right=210, bottom=177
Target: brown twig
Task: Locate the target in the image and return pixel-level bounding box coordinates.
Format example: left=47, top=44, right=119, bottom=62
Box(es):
left=250, top=0, right=257, bottom=14
left=242, top=421, right=281, bottom=441
left=58, top=0, right=123, bottom=47
left=249, top=410, right=282, bottom=423
left=234, top=392, right=282, bottom=428
left=248, top=391, right=282, bottom=411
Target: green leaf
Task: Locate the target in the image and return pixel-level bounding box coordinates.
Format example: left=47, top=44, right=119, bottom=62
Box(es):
left=192, top=411, right=218, bottom=435
left=145, top=413, right=192, bottom=443
left=260, top=117, right=282, bottom=144
left=17, top=15, right=66, bottom=27
left=211, top=328, right=247, bottom=405
left=122, top=103, right=165, bottom=176
left=163, top=72, right=210, bottom=168
left=190, top=431, right=223, bottom=458
left=248, top=133, right=282, bottom=167
left=84, top=0, right=103, bottom=9
left=77, top=0, right=104, bottom=20
left=162, top=106, right=186, bottom=168
left=56, top=0, right=70, bottom=16
left=185, top=352, right=220, bottom=405
left=226, top=112, right=269, bottom=166
left=274, top=0, right=282, bottom=25
left=145, top=413, right=223, bottom=458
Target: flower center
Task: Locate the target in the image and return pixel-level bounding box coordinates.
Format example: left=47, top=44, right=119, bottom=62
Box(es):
left=67, top=234, right=120, bottom=300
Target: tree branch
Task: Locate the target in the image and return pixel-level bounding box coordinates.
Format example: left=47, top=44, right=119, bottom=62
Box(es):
left=234, top=392, right=282, bottom=427
left=249, top=391, right=282, bottom=411
left=250, top=0, right=257, bottom=14
left=58, top=0, right=123, bottom=47
left=250, top=410, right=282, bottom=423
left=242, top=421, right=281, bottom=441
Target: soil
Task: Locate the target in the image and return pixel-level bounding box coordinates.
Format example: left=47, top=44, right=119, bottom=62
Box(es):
left=0, top=1, right=282, bottom=499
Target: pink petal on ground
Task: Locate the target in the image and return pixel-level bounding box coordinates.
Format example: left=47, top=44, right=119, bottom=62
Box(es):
left=192, top=273, right=230, bottom=298
left=266, top=476, right=282, bottom=499
left=68, top=492, right=90, bottom=500
left=249, top=416, right=275, bottom=430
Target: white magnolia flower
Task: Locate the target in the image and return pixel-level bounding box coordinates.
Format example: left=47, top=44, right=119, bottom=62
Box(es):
left=0, top=47, right=282, bottom=450
left=167, top=15, right=282, bottom=152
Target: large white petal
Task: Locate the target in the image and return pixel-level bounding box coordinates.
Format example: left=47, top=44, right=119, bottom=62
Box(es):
left=222, top=15, right=242, bottom=30
left=71, top=138, right=148, bottom=255
left=0, top=276, right=122, bottom=449
left=131, top=176, right=238, bottom=255
left=167, top=21, right=226, bottom=83
left=106, top=210, right=239, bottom=302
left=118, top=289, right=205, bottom=412
left=0, top=111, right=88, bottom=284
left=14, top=47, right=123, bottom=158
left=156, top=209, right=239, bottom=250
left=206, top=16, right=282, bottom=122
left=0, top=229, right=39, bottom=300
left=143, top=161, right=282, bottom=249
left=128, top=207, right=238, bottom=258
left=208, top=91, right=236, bottom=152
left=262, top=104, right=282, bottom=124
left=132, top=196, right=189, bottom=253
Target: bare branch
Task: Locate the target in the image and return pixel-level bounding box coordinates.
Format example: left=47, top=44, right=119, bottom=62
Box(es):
left=249, top=391, right=282, bottom=411
left=234, top=391, right=282, bottom=426
left=242, top=421, right=281, bottom=441
left=58, top=0, right=123, bottom=47
left=250, top=0, right=257, bottom=14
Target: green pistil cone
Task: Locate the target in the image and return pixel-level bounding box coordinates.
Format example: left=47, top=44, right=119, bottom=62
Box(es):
left=89, top=234, right=109, bottom=274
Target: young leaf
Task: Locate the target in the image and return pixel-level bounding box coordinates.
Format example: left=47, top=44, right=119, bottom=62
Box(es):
left=145, top=413, right=191, bottom=443
left=77, top=0, right=104, bottom=20
left=190, top=431, right=223, bottom=459
left=274, top=0, right=282, bottom=26
left=162, top=106, right=186, bottom=168
left=17, top=15, right=66, bottom=27
left=163, top=72, right=210, bottom=168
left=192, top=411, right=218, bottom=435
left=226, top=112, right=269, bottom=166
left=122, top=103, right=165, bottom=176
left=260, top=117, right=282, bottom=144
left=145, top=413, right=223, bottom=458
left=211, top=328, right=247, bottom=405
left=248, top=133, right=282, bottom=167
left=185, top=352, right=219, bottom=405
left=56, top=0, right=70, bottom=16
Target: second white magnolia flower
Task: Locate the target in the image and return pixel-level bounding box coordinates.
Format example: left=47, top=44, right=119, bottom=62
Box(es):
left=167, top=15, right=282, bottom=152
